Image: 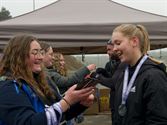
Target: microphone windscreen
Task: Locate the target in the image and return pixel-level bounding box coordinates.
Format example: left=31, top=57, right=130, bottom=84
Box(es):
left=96, top=68, right=110, bottom=78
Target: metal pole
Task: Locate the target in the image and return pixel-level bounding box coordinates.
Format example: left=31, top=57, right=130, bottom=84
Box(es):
left=33, top=0, right=35, bottom=10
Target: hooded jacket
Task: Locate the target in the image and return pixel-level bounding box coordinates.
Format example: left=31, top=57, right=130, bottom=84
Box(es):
left=112, top=58, right=167, bottom=125
left=100, top=58, right=167, bottom=125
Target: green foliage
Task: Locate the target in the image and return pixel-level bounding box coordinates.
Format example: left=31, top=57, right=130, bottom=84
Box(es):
left=0, top=7, right=12, bottom=21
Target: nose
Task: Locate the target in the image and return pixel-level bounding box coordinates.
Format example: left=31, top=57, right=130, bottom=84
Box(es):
left=113, top=45, right=117, bottom=52
left=63, top=60, right=65, bottom=64
left=36, top=53, right=44, bottom=59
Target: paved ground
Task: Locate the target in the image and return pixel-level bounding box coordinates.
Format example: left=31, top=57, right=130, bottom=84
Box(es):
left=76, top=114, right=112, bottom=125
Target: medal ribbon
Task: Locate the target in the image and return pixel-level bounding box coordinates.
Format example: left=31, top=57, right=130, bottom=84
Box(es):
left=121, top=55, right=148, bottom=105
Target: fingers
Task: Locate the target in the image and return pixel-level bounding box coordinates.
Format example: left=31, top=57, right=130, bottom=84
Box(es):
left=76, top=87, right=95, bottom=99
left=65, top=85, right=95, bottom=105
left=87, top=64, right=96, bottom=71
left=80, top=94, right=95, bottom=107
left=76, top=87, right=94, bottom=95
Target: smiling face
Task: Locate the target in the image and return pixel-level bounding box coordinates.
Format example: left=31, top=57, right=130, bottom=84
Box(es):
left=111, top=24, right=150, bottom=66
left=112, top=32, right=135, bottom=64
left=28, top=40, right=44, bottom=73
left=59, top=54, right=65, bottom=69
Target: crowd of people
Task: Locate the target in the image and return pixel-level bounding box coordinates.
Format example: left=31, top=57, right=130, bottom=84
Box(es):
left=0, top=24, right=167, bottom=125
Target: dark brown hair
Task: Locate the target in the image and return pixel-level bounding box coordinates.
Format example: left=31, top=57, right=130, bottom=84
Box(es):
left=40, top=41, right=51, bottom=53
left=0, top=34, right=55, bottom=103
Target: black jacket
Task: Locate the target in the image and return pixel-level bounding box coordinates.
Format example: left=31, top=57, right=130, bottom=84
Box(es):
left=113, top=58, right=167, bottom=125
left=105, top=59, right=120, bottom=78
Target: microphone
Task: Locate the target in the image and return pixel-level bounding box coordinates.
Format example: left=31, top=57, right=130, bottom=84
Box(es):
left=90, top=72, right=100, bottom=79
left=96, top=68, right=110, bottom=78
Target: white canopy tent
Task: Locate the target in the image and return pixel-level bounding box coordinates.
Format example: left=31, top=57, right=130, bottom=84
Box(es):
left=0, top=0, right=167, bottom=54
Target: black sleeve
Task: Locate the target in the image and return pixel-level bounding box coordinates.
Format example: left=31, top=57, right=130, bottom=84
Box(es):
left=105, top=61, right=113, bottom=77
left=0, top=81, right=47, bottom=125
left=105, top=61, right=120, bottom=77
left=63, top=102, right=87, bottom=120
left=99, top=63, right=125, bottom=89
left=97, top=75, right=112, bottom=88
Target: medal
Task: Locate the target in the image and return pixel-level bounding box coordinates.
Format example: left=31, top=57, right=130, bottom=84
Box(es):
left=118, top=104, right=127, bottom=116
left=119, top=55, right=148, bottom=117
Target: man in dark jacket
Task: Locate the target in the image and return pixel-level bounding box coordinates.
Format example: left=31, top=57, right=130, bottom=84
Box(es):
left=105, top=39, right=120, bottom=77
left=96, top=40, right=122, bottom=123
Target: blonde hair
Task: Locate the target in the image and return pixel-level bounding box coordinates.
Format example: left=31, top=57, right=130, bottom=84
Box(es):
left=113, top=24, right=150, bottom=54
left=113, top=24, right=162, bottom=64
left=53, top=52, right=67, bottom=76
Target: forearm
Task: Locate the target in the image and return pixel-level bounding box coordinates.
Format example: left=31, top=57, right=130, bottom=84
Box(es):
left=54, top=67, right=90, bottom=88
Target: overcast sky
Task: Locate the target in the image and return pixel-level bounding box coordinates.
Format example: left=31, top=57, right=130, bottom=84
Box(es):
left=0, top=0, right=167, bottom=17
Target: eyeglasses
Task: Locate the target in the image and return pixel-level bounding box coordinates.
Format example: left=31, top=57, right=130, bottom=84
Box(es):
left=30, top=49, right=45, bottom=56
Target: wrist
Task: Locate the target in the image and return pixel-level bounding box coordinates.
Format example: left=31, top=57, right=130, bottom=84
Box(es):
left=59, top=97, right=71, bottom=112
left=62, top=97, right=71, bottom=108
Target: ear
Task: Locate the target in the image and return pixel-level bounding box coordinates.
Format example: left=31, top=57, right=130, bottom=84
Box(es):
left=131, top=36, right=139, bottom=47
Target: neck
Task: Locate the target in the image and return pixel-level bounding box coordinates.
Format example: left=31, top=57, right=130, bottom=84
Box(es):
left=129, top=52, right=143, bottom=66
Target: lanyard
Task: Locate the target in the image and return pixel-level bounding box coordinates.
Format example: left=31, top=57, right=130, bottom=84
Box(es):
left=121, top=55, right=148, bottom=104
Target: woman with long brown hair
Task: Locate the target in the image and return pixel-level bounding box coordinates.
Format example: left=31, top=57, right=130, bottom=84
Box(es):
left=0, top=34, right=95, bottom=125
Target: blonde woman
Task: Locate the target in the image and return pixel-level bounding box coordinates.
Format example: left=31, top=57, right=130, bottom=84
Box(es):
left=109, top=24, right=167, bottom=125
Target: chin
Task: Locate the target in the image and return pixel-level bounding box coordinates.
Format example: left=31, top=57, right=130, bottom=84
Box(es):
left=33, top=68, right=42, bottom=74
left=120, top=57, right=126, bottom=63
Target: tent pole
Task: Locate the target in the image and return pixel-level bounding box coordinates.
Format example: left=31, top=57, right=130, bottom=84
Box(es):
left=80, top=47, right=85, bottom=62
left=33, top=0, right=35, bottom=11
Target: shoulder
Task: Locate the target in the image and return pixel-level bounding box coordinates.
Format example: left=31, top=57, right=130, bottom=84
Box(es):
left=105, top=61, right=111, bottom=67
left=0, top=80, right=15, bottom=92
left=141, top=58, right=166, bottom=76
left=139, top=59, right=167, bottom=88
left=0, top=79, right=25, bottom=95
left=46, top=69, right=60, bottom=77
left=0, top=79, right=33, bottom=106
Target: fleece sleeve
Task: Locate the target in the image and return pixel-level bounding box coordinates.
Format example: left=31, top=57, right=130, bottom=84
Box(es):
left=0, top=81, right=63, bottom=125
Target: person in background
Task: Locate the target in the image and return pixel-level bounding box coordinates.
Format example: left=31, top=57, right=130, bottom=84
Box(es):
left=40, top=42, right=96, bottom=95
left=96, top=40, right=122, bottom=123
left=40, top=42, right=96, bottom=125
left=105, top=39, right=120, bottom=77
left=53, top=52, right=67, bottom=77
left=108, top=24, right=167, bottom=125
left=0, top=34, right=95, bottom=125
left=53, top=52, right=88, bottom=125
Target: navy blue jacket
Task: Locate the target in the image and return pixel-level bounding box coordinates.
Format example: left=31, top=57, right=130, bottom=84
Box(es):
left=0, top=79, right=87, bottom=125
